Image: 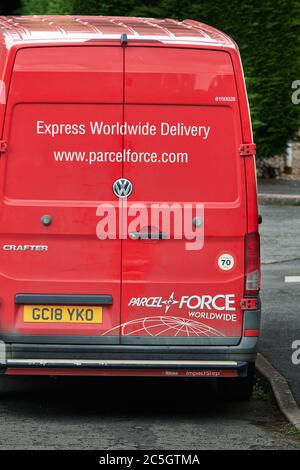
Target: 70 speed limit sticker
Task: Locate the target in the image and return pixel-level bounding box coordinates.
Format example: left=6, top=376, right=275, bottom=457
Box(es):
left=217, top=253, right=235, bottom=271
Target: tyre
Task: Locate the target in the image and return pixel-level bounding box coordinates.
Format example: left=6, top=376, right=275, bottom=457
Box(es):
left=217, top=363, right=255, bottom=401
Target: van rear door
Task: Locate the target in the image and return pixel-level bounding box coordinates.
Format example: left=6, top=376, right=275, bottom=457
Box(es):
left=0, top=46, right=123, bottom=342
left=120, top=47, right=246, bottom=345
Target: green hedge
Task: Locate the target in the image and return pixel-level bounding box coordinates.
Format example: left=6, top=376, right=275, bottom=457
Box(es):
left=20, top=0, right=300, bottom=159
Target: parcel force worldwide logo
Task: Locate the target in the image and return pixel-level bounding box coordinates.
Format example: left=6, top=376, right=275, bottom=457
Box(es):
left=128, top=292, right=236, bottom=313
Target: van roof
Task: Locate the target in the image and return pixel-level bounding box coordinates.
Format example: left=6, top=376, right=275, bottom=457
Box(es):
left=0, top=16, right=236, bottom=49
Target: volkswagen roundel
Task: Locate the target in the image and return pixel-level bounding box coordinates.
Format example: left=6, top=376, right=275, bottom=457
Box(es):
left=113, top=178, right=133, bottom=198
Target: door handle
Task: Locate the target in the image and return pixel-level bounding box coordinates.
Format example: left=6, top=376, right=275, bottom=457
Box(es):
left=129, top=231, right=168, bottom=240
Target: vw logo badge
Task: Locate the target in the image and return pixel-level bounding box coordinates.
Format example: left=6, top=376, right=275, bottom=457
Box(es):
left=113, top=178, right=133, bottom=198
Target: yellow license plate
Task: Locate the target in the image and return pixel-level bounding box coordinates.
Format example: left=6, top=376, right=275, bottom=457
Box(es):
left=24, top=305, right=102, bottom=324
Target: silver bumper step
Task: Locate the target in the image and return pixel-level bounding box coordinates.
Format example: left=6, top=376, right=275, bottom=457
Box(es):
left=5, top=359, right=243, bottom=370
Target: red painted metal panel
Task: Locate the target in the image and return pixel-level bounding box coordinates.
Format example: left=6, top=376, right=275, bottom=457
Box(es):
left=120, top=47, right=248, bottom=343
left=0, top=46, right=124, bottom=339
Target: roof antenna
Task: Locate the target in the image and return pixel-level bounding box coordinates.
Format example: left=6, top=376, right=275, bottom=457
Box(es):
left=120, top=32, right=128, bottom=46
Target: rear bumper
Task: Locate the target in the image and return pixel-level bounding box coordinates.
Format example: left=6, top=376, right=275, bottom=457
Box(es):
left=4, top=358, right=246, bottom=370
left=0, top=335, right=258, bottom=377
left=4, top=358, right=249, bottom=378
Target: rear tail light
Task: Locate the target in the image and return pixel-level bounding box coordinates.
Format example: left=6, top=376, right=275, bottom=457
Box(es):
left=245, top=232, right=260, bottom=295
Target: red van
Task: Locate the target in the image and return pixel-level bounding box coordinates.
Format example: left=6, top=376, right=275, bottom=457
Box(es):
left=0, top=16, right=260, bottom=400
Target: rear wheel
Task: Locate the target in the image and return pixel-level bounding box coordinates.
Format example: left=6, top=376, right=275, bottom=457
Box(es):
left=217, top=363, right=255, bottom=401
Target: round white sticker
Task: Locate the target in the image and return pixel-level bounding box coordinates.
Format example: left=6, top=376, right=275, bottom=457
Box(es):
left=218, top=253, right=235, bottom=271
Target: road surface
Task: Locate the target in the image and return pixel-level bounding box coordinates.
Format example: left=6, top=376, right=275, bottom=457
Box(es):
left=259, top=204, right=300, bottom=406
left=0, top=375, right=299, bottom=449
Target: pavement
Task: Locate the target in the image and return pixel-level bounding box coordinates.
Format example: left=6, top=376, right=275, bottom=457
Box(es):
left=258, top=179, right=300, bottom=410
left=258, top=179, right=300, bottom=205
left=258, top=179, right=300, bottom=195
left=256, top=354, right=300, bottom=430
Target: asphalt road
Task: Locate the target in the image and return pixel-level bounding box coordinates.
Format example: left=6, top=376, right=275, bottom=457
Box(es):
left=259, top=204, right=300, bottom=406
left=0, top=375, right=299, bottom=450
